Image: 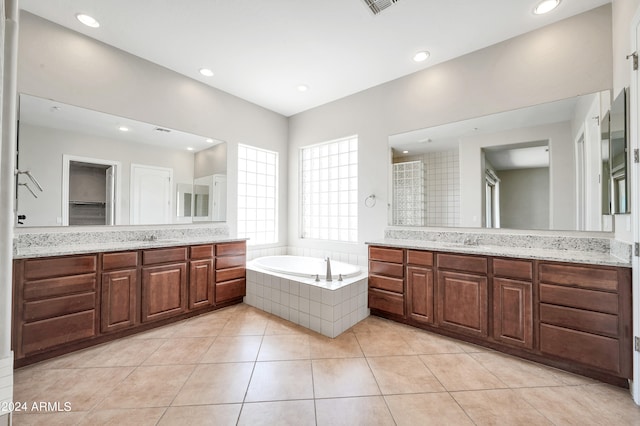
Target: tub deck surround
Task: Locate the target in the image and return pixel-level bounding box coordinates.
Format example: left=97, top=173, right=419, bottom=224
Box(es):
left=245, top=259, right=369, bottom=338
left=13, top=223, right=241, bottom=258
left=376, top=227, right=631, bottom=267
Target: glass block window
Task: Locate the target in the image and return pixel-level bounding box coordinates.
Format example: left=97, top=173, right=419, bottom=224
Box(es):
left=238, top=144, right=278, bottom=245
left=300, top=135, right=358, bottom=242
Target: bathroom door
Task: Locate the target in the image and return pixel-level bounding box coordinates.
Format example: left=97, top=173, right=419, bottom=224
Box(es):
left=130, top=164, right=173, bottom=224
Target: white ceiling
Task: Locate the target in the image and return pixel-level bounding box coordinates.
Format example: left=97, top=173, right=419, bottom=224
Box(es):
left=19, top=0, right=611, bottom=117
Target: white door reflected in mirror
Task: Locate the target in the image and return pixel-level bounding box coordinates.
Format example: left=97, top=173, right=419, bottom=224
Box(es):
left=130, top=164, right=173, bottom=225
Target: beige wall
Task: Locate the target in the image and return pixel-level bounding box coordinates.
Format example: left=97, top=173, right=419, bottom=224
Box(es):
left=498, top=168, right=550, bottom=230
left=289, top=5, right=613, bottom=254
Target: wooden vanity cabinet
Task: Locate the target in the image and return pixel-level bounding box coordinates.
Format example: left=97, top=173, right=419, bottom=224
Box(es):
left=492, top=258, right=533, bottom=349
left=436, top=253, right=489, bottom=338
left=13, top=255, right=98, bottom=359
left=368, top=246, right=405, bottom=317
left=189, top=245, right=215, bottom=309
left=13, top=240, right=247, bottom=366
left=141, top=247, right=188, bottom=323
left=538, top=262, right=632, bottom=378
left=215, top=241, right=246, bottom=303
left=101, top=251, right=138, bottom=333
left=406, top=250, right=434, bottom=324
left=367, top=244, right=632, bottom=384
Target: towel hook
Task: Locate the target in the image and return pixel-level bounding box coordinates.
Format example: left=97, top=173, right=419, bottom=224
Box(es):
left=364, top=194, right=376, bottom=208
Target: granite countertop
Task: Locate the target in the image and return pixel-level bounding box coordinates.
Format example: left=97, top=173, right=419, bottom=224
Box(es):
left=14, top=236, right=248, bottom=259
left=367, top=238, right=631, bottom=267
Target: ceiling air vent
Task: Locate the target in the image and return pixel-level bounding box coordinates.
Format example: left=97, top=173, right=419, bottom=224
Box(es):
left=362, top=0, right=400, bottom=15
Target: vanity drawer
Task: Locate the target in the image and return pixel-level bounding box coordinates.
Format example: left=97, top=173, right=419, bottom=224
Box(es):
left=540, top=323, right=621, bottom=374
left=143, top=247, right=187, bottom=265
left=21, top=310, right=96, bottom=356
left=539, top=284, right=618, bottom=314
left=539, top=263, right=618, bottom=292
left=406, top=250, right=433, bottom=267
left=369, top=260, right=403, bottom=278
left=215, top=278, right=246, bottom=303
left=540, top=303, right=619, bottom=338
left=437, top=253, right=487, bottom=275
left=23, top=274, right=96, bottom=300
left=23, top=293, right=96, bottom=322
left=23, top=255, right=97, bottom=280
left=368, top=288, right=404, bottom=316
left=216, top=241, right=246, bottom=256
left=102, top=251, right=138, bottom=271
left=369, top=246, right=403, bottom=264
left=216, top=255, right=246, bottom=269
left=369, top=274, right=404, bottom=294
left=493, top=258, right=532, bottom=281
left=216, top=266, right=245, bottom=283
left=190, top=245, right=214, bottom=260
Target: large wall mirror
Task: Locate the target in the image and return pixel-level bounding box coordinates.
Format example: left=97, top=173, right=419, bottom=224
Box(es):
left=388, top=91, right=616, bottom=232
left=16, top=94, right=227, bottom=227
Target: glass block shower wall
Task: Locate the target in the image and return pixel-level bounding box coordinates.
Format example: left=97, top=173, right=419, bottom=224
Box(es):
left=392, top=161, right=425, bottom=226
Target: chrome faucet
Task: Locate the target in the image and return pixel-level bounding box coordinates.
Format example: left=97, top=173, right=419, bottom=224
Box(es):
left=325, top=257, right=333, bottom=282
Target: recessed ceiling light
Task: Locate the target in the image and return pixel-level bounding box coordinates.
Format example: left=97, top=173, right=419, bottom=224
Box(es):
left=118, top=126, right=129, bottom=132
left=413, top=51, right=430, bottom=62
left=205, top=138, right=214, bottom=143
left=403, top=150, right=409, bottom=154
left=297, top=84, right=309, bottom=92
left=187, top=147, right=194, bottom=151
left=76, top=13, right=100, bottom=28
left=199, top=68, right=214, bottom=77
left=534, top=0, right=560, bottom=15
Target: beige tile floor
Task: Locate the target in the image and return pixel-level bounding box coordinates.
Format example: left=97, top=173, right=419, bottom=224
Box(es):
left=11, top=303, right=640, bottom=425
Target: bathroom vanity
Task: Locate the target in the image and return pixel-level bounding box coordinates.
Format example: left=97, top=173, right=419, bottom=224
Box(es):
left=11, top=227, right=246, bottom=367
left=367, top=231, right=632, bottom=386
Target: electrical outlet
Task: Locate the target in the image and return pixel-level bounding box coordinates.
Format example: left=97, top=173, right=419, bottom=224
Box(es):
left=635, top=336, right=640, bottom=352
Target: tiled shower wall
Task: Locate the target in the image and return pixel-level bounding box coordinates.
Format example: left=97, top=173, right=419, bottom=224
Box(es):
left=393, top=150, right=460, bottom=227
left=424, top=150, right=460, bottom=227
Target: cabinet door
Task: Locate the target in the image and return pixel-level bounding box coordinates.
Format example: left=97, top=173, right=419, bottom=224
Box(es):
left=101, top=269, right=137, bottom=333
left=493, top=277, right=533, bottom=349
left=190, top=259, right=214, bottom=310
left=407, top=265, right=434, bottom=324
left=437, top=270, right=488, bottom=337
left=141, top=263, right=187, bottom=322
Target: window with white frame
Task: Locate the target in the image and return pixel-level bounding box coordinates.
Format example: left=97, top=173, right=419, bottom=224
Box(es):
left=237, top=144, right=278, bottom=245
left=300, top=135, right=358, bottom=242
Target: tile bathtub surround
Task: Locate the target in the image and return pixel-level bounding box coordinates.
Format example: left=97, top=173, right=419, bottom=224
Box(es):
left=244, top=266, right=369, bottom=338
left=11, top=304, right=640, bottom=425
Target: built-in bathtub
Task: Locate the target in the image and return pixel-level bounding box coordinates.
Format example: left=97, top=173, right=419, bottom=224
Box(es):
left=245, top=255, right=369, bottom=338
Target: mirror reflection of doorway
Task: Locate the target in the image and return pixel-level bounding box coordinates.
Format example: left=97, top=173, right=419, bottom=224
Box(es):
left=62, top=155, right=120, bottom=226
left=483, top=142, right=550, bottom=230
